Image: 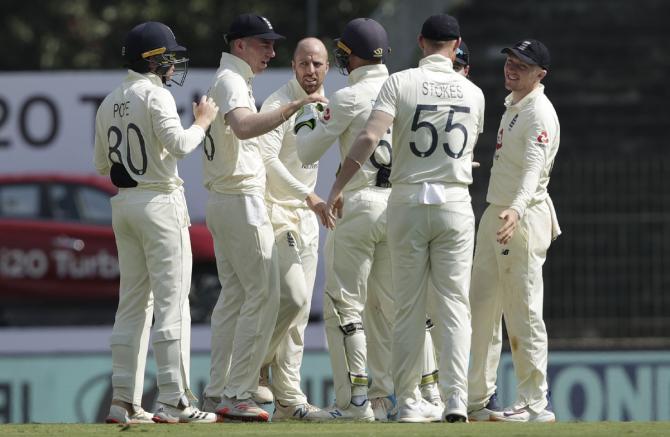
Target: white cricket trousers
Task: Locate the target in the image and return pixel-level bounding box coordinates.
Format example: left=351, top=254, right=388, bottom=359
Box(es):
left=110, top=187, right=193, bottom=407
left=468, top=202, right=552, bottom=413
left=264, top=205, right=319, bottom=405
left=387, top=196, right=474, bottom=408
left=204, top=192, right=280, bottom=400
left=323, top=187, right=391, bottom=404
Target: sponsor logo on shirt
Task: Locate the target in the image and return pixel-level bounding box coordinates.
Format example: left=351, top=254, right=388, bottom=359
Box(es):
left=508, top=114, right=518, bottom=131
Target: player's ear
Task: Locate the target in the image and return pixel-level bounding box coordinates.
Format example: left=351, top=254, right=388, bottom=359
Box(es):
left=417, top=34, right=425, bottom=51
left=537, top=68, right=547, bottom=81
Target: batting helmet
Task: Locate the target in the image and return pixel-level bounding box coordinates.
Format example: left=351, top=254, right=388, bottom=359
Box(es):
left=334, top=18, right=390, bottom=74
left=123, top=21, right=189, bottom=86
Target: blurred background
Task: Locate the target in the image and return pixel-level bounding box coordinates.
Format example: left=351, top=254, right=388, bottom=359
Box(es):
left=1, top=0, right=669, bottom=423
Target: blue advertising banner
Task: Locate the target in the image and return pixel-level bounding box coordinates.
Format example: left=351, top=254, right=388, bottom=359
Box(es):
left=0, top=350, right=668, bottom=423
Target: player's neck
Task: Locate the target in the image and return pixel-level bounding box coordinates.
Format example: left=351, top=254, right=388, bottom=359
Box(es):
left=511, top=83, right=541, bottom=105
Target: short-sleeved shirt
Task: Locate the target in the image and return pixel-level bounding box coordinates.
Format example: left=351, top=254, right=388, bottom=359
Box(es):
left=486, top=84, right=560, bottom=218
left=93, top=70, right=205, bottom=192
left=374, top=54, right=485, bottom=188
left=260, top=78, right=321, bottom=208
left=296, top=64, right=392, bottom=193
left=203, top=52, right=265, bottom=196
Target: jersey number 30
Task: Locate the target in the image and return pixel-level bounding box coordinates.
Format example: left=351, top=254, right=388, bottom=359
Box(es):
left=409, top=104, right=470, bottom=159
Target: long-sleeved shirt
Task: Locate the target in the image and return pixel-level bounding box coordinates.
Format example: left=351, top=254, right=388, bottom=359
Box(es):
left=487, top=84, right=560, bottom=219
left=296, top=64, right=392, bottom=193
left=93, top=70, right=204, bottom=192
left=259, top=78, right=322, bottom=209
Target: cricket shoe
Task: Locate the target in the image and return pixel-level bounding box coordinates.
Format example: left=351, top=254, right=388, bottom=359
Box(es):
left=215, top=395, right=270, bottom=422
left=370, top=396, right=396, bottom=422
left=105, top=400, right=154, bottom=424
left=152, top=401, right=217, bottom=423
left=272, top=401, right=333, bottom=421
left=444, top=392, right=468, bottom=423
left=397, top=397, right=443, bottom=423
left=468, top=391, right=502, bottom=422
left=200, top=396, right=220, bottom=413
left=252, top=364, right=274, bottom=404
left=420, top=381, right=443, bottom=409
left=491, top=406, right=555, bottom=422
left=326, top=400, right=375, bottom=421
left=490, top=391, right=555, bottom=423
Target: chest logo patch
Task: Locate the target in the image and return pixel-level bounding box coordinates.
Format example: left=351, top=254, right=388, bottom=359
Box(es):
left=495, top=128, right=504, bottom=150
left=537, top=130, right=549, bottom=144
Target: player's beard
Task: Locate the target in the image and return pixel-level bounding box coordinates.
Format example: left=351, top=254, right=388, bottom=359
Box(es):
left=300, top=75, right=320, bottom=94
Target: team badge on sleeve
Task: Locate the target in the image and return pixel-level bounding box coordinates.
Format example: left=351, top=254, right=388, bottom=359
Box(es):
left=535, top=130, right=549, bottom=147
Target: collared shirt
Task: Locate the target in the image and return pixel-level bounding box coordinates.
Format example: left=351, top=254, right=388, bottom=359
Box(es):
left=487, top=84, right=560, bottom=218
left=203, top=52, right=265, bottom=196
left=93, top=70, right=205, bottom=192
left=260, top=78, right=323, bottom=208
left=296, top=64, right=392, bottom=193
left=374, top=54, right=485, bottom=188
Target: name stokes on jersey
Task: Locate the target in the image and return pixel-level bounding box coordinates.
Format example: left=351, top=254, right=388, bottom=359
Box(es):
left=421, top=81, right=463, bottom=99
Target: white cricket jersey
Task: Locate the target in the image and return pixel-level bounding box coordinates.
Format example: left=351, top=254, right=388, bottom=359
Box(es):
left=374, top=55, right=485, bottom=189
left=296, top=64, right=392, bottom=193
left=203, top=52, right=265, bottom=197
left=486, top=84, right=560, bottom=218
left=93, top=70, right=205, bottom=192
left=260, top=78, right=322, bottom=208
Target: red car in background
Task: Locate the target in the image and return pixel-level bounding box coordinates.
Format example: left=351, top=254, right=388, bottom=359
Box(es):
left=0, top=174, right=220, bottom=326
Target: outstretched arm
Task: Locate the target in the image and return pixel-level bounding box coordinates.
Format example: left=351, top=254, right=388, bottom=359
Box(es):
left=227, top=94, right=328, bottom=140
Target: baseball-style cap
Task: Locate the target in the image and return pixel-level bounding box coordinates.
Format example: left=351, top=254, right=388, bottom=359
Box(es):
left=123, top=21, right=186, bottom=62
left=225, top=13, right=285, bottom=44
left=455, top=40, right=469, bottom=65
left=501, top=39, right=550, bottom=70
left=336, top=18, right=390, bottom=60
left=421, top=14, right=460, bottom=41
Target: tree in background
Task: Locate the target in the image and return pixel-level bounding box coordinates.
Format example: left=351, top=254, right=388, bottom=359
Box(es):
left=0, top=0, right=381, bottom=70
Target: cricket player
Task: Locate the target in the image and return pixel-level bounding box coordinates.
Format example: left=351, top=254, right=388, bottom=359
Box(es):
left=294, top=17, right=392, bottom=421
left=256, top=37, right=332, bottom=421
left=94, top=21, right=219, bottom=424
left=326, top=14, right=485, bottom=423
left=199, top=14, right=326, bottom=422
left=420, top=39, right=471, bottom=412
left=468, top=39, right=560, bottom=423
left=454, top=40, right=470, bottom=76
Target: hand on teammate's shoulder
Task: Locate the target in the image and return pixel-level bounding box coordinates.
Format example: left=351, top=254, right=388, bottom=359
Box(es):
left=193, top=95, right=219, bottom=128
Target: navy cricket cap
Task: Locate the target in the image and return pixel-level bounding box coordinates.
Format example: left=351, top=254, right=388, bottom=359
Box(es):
left=123, top=21, right=186, bottom=62
left=421, top=14, right=460, bottom=41
left=455, top=40, right=469, bottom=65
left=502, top=39, right=550, bottom=70
left=337, top=18, right=390, bottom=60
left=225, top=14, right=285, bottom=44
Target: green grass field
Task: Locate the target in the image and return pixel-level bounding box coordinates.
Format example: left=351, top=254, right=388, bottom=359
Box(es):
left=2, top=422, right=670, bottom=437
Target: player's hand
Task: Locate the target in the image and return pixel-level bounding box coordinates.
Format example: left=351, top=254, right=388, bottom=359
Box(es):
left=496, top=208, right=520, bottom=245
left=325, top=191, right=343, bottom=230
left=306, top=192, right=329, bottom=227
left=193, top=95, right=219, bottom=128
left=301, top=93, right=329, bottom=106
